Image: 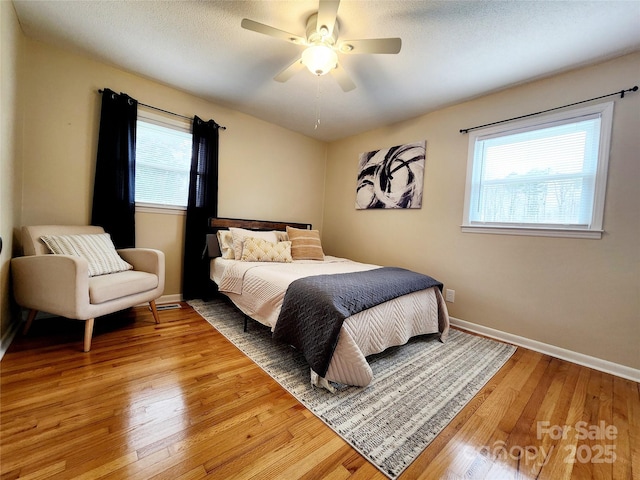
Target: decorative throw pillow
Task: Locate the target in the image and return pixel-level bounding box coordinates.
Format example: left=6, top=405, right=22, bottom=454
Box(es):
left=40, top=233, right=133, bottom=277
left=241, top=237, right=293, bottom=263
left=286, top=226, right=325, bottom=260
left=229, top=227, right=278, bottom=260
left=216, top=230, right=235, bottom=259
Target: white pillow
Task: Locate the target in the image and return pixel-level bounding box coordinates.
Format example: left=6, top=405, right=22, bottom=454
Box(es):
left=229, top=227, right=278, bottom=260
left=40, top=233, right=133, bottom=277
left=216, top=230, right=235, bottom=259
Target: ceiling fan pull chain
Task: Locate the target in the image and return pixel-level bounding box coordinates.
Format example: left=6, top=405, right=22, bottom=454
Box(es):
left=314, top=77, right=322, bottom=130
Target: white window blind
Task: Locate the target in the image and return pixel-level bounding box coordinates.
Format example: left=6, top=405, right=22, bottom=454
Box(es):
left=135, top=109, right=192, bottom=209
left=462, top=102, right=614, bottom=238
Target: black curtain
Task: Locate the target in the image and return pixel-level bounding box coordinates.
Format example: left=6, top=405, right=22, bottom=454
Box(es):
left=91, top=88, right=137, bottom=248
left=182, top=116, right=220, bottom=299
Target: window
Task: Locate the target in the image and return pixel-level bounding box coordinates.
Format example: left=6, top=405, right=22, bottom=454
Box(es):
left=135, top=108, right=192, bottom=212
left=462, top=102, right=614, bottom=239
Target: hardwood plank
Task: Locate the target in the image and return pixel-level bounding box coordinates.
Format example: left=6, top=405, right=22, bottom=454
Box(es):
left=537, top=365, right=589, bottom=479
left=494, top=354, right=559, bottom=478
left=612, top=376, right=634, bottom=480
left=1, top=303, right=638, bottom=480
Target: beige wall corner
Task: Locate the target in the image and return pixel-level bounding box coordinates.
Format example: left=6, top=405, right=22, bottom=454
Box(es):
left=1, top=1, right=25, bottom=346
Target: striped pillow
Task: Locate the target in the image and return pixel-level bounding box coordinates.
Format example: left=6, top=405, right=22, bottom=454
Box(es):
left=40, top=233, right=133, bottom=277
left=286, top=226, right=324, bottom=260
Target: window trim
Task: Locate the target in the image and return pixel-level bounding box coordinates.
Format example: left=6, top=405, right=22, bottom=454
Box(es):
left=135, top=203, right=186, bottom=215
left=135, top=107, right=192, bottom=214
left=461, top=101, right=614, bottom=239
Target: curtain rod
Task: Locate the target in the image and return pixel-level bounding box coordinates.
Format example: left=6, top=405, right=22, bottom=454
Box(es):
left=459, top=85, right=638, bottom=134
left=98, top=89, right=226, bottom=130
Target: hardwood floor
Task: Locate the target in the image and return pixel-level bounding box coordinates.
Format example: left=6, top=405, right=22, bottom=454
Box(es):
left=1, top=303, right=638, bottom=479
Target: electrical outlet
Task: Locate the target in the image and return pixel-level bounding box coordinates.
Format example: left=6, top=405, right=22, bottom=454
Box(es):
left=445, top=289, right=455, bottom=303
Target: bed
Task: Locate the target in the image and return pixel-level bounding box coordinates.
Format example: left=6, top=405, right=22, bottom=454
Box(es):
left=206, top=217, right=450, bottom=389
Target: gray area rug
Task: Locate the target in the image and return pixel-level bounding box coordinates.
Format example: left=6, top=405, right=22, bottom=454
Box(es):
left=189, top=298, right=516, bottom=479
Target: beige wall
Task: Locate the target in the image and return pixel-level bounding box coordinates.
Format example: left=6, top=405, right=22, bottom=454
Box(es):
left=323, top=52, right=640, bottom=370
left=1, top=1, right=24, bottom=342
left=18, top=38, right=327, bottom=298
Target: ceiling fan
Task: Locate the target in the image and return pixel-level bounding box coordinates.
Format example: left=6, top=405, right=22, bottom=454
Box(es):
left=241, top=0, right=402, bottom=92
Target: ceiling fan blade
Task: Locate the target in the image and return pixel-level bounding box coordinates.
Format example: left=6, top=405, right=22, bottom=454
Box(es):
left=274, top=58, right=305, bottom=83
left=331, top=62, right=356, bottom=92
left=241, top=18, right=305, bottom=45
left=338, top=38, right=402, bottom=54
left=317, top=0, right=340, bottom=37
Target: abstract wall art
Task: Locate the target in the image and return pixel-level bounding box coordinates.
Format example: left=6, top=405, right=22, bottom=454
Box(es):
left=355, top=140, right=426, bottom=209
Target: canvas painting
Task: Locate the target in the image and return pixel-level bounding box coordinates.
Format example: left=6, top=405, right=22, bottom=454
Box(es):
left=355, top=140, right=426, bottom=209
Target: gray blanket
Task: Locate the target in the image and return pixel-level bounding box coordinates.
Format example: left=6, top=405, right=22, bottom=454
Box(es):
left=272, top=267, right=443, bottom=378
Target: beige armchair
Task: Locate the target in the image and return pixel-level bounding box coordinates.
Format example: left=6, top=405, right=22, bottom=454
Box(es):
left=12, top=225, right=165, bottom=352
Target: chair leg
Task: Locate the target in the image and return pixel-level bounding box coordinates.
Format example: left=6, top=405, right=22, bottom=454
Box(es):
left=23, top=309, right=38, bottom=335
left=83, top=318, right=95, bottom=352
left=149, top=299, right=160, bottom=324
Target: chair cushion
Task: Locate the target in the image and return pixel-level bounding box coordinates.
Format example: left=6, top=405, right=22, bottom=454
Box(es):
left=89, top=270, right=158, bottom=304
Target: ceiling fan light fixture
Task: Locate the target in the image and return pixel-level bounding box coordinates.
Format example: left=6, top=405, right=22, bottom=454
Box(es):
left=301, top=45, right=338, bottom=76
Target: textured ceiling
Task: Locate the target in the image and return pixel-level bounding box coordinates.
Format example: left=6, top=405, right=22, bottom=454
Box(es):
left=12, top=0, right=640, bottom=142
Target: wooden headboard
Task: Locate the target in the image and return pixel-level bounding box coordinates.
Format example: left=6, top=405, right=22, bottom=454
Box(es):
left=206, top=217, right=312, bottom=258
left=208, top=217, right=311, bottom=232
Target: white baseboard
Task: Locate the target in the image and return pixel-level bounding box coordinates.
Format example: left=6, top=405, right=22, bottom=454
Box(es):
left=155, top=294, right=183, bottom=305
left=450, top=317, right=640, bottom=383
left=135, top=294, right=182, bottom=308
left=136, top=294, right=183, bottom=309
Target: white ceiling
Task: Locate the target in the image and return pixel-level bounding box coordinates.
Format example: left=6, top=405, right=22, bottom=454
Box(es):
left=12, top=0, right=640, bottom=142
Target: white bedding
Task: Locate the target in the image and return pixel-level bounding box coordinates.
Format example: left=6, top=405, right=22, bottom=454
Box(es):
left=211, top=256, right=450, bottom=387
